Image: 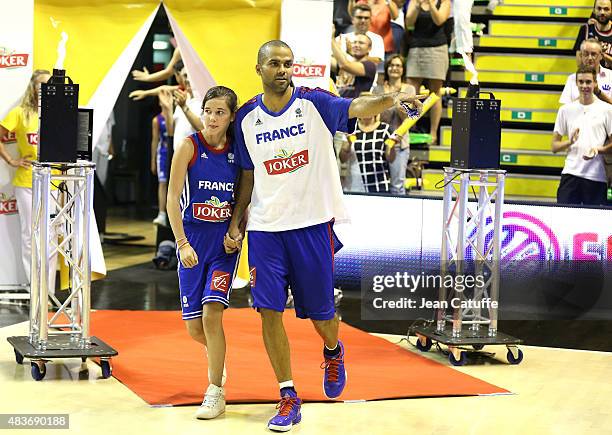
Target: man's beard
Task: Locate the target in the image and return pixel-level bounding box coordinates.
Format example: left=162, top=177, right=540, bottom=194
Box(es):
left=268, top=79, right=291, bottom=93
left=597, top=15, right=610, bottom=25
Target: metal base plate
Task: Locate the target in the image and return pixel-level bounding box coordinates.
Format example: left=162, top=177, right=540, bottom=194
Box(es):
left=413, top=324, right=522, bottom=346
left=7, top=335, right=118, bottom=360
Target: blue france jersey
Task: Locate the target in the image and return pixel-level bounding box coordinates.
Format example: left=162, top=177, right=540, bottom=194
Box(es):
left=180, top=131, right=238, bottom=226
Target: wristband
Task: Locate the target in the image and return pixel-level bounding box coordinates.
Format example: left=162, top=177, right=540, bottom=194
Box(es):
left=178, top=240, right=190, bottom=250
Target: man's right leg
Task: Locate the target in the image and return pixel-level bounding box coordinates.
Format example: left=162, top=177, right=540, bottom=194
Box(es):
left=249, top=231, right=301, bottom=431
left=261, top=311, right=301, bottom=433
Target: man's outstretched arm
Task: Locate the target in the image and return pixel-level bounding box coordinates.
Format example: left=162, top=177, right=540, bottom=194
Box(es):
left=348, top=92, right=425, bottom=119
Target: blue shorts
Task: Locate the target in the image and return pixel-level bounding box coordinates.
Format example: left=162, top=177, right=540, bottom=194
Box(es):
left=178, top=222, right=238, bottom=320
left=157, top=144, right=168, bottom=182
left=248, top=221, right=343, bottom=320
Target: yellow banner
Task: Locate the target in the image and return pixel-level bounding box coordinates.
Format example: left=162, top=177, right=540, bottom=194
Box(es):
left=164, top=0, right=281, bottom=103
left=34, top=0, right=159, bottom=105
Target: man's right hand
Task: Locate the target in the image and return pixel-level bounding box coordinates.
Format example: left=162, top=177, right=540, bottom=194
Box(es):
left=224, top=224, right=243, bottom=254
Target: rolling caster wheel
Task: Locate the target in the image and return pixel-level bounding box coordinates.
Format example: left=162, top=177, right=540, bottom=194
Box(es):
left=415, top=336, right=433, bottom=352
left=507, top=348, right=523, bottom=365
left=15, top=349, right=24, bottom=365
left=100, top=359, right=113, bottom=379
left=472, top=344, right=485, bottom=351
left=31, top=361, right=46, bottom=381
left=449, top=351, right=467, bottom=366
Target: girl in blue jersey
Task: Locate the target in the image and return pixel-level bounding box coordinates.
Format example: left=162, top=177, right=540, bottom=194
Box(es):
left=167, top=86, right=239, bottom=420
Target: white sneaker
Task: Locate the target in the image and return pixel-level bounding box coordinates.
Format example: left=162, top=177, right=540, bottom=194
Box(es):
left=195, top=384, right=225, bottom=419
left=152, top=212, right=167, bottom=226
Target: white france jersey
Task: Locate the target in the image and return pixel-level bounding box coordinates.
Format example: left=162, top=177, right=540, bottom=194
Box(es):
left=234, top=87, right=354, bottom=232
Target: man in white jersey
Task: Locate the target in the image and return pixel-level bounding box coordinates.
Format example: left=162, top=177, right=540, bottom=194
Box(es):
left=560, top=39, right=612, bottom=105
left=553, top=65, right=612, bottom=205
left=224, top=40, right=422, bottom=432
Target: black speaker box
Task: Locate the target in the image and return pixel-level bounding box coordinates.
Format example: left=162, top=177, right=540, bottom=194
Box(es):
left=450, top=91, right=502, bottom=169
left=38, top=69, right=79, bottom=163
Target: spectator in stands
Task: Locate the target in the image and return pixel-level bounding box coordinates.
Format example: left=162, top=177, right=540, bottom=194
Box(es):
left=339, top=97, right=397, bottom=193
left=552, top=66, right=612, bottom=206
left=349, top=0, right=399, bottom=55
left=561, top=39, right=612, bottom=105
left=337, top=133, right=366, bottom=193
left=373, top=55, right=416, bottom=194
left=390, top=1, right=407, bottom=55
left=337, top=3, right=386, bottom=63
left=404, top=0, right=451, bottom=145
left=334, top=0, right=354, bottom=35
left=452, top=0, right=475, bottom=59
left=574, top=0, right=612, bottom=69
left=332, top=34, right=378, bottom=97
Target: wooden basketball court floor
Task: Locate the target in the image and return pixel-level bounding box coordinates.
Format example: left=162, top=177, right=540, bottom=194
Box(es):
left=1, top=214, right=611, bottom=434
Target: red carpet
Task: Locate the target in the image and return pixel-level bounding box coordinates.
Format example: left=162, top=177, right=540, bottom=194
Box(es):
left=90, top=310, right=508, bottom=405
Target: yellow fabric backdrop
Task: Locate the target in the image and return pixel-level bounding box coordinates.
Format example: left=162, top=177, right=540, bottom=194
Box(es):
left=34, top=0, right=160, bottom=106
left=35, top=0, right=281, bottom=105
left=164, top=0, right=281, bottom=102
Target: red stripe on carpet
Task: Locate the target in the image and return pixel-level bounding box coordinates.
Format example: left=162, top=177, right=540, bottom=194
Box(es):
left=90, top=310, right=508, bottom=405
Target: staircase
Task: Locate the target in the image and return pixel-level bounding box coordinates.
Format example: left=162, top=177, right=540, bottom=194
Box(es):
left=421, top=0, right=592, bottom=199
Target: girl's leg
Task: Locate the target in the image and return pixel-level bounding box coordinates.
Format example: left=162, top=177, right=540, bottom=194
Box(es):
left=185, top=318, right=207, bottom=346
left=202, top=302, right=225, bottom=386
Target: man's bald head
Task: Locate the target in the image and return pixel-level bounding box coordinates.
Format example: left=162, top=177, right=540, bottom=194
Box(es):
left=257, top=40, right=294, bottom=65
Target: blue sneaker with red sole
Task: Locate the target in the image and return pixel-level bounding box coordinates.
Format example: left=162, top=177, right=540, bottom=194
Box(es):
left=268, top=389, right=302, bottom=432
left=321, top=340, right=347, bottom=399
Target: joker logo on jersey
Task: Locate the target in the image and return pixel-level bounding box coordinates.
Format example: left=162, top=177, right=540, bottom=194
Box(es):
left=264, top=149, right=309, bottom=175
left=192, top=196, right=232, bottom=222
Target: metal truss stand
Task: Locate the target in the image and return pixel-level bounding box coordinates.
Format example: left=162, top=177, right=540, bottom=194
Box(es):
left=413, top=167, right=523, bottom=366
left=7, top=162, right=117, bottom=381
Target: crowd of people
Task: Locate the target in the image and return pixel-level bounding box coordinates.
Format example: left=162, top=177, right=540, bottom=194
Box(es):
left=332, top=0, right=612, bottom=204
left=555, top=0, right=612, bottom=206
left=332, top=0, right=463, bottom=195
